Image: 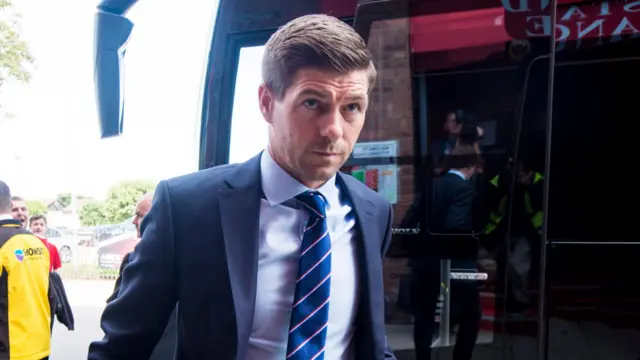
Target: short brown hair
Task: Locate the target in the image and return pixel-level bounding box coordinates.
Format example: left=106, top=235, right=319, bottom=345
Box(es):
left=29, top=214, right=47, bottom=226
left=262, top=14, right=376, bottom=98
left=440, top=145, right=483, bottom=170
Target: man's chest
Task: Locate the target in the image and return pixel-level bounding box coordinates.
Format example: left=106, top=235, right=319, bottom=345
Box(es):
left=250, top=200, right=360, bottom=345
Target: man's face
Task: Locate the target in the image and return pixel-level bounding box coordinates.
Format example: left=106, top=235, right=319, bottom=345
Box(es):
left=11, top=200, right=28, bottom=228
left=132, top=197, right=152, bottom=238
left=444, top=113, right=462, bottom=135
left=517, top=164, right=533, bottom=185
left=30, top=219, right=46, bottom=236
left=259, top=68, right=370, bottom=188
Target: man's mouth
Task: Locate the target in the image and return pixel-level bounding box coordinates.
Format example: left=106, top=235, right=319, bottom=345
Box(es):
left=313, top=151, right=338, bottom=157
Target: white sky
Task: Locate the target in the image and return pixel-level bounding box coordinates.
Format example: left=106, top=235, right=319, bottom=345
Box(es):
left=0, top=0, right=269, bottom=200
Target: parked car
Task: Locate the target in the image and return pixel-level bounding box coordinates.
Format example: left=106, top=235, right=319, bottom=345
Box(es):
left=45, top=227, right=77, bottom=263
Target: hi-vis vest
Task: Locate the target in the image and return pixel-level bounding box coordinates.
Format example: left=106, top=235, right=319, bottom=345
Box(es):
left=484, top=172, right=544, bottom=235
left=0, top=219, right=51, bottom=360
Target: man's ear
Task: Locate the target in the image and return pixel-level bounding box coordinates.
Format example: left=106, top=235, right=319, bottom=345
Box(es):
left=259, top=84, right=275, bottom=124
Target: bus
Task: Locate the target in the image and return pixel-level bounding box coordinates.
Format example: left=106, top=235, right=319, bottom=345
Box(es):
left=94, top=0, right=640, bottom=359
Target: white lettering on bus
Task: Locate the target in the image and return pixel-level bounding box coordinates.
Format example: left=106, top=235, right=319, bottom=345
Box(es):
left=508, top=1, right=640, bottom=51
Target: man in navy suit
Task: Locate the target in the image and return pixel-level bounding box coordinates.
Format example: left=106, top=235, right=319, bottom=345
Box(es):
left=88, top=14, right=396, bottom=360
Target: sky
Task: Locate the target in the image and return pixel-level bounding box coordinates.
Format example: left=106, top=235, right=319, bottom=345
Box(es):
left=0, top=0, right=268, bottom=201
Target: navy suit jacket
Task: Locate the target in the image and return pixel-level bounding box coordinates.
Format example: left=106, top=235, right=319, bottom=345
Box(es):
left=88, top=154, right=397, bottom=360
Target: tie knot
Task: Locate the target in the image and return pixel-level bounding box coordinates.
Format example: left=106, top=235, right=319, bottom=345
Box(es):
left=295, top=191, right=327, bottom=218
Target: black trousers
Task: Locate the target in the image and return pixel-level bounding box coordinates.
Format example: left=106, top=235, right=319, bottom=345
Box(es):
left=410, top=264, right=481, bottom=360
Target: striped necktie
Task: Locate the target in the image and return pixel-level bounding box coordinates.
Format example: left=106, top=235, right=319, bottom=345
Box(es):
left=286, top=191, right=332, bottom=360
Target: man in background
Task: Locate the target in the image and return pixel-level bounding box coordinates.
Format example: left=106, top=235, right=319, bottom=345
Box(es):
left=30, top=214, right=63, bottom=272
left=108, top=191, right=153, bottom=301
left=432, top=110, right=484, bottom=174
left=10, top=195, right=29, bottom=228
left=402, top=145, right=482, bottom=360
left=107, top=191, right=177, bottom=360
left=0, top=181, right=52, bottom=359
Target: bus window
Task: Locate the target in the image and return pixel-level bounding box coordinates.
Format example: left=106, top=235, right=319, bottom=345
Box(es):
left=548, top=57, right=640, bottom=242
left=229, top=46, right=268, bottom=164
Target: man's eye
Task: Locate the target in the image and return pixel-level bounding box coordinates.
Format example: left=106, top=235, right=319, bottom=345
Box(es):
left=303, top=99, right=318, bottom=109
left=346, top=103, right=360, bottom=112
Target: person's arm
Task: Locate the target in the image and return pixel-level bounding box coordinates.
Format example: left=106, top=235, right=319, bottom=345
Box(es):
left=50, top=245, right=62, bottom=271
left=105, top=252, right=131, bottom=304
left=381, top=203, right=398, bottom=360
left=88, top=181, right=177, bottom=360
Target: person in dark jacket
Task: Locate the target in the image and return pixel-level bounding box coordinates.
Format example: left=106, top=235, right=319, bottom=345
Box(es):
left=402, top=145, right=482, bottom=360
left=50, top=271, right=75, bottom=331
left=107, top=192, right=178, bottom=360
left=107, top=192, right=153, bottom=302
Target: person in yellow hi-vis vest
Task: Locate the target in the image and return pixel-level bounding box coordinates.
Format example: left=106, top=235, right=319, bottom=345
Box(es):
left=484, top=159, right=543, bottom=313
left=0, top=180, right=52, bottom=360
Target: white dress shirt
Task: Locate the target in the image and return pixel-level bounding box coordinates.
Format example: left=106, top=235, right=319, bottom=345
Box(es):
left=245, top=150, right=359, bottom=360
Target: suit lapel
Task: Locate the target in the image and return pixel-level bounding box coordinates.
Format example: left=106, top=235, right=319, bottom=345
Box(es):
left=336, top=172, right=381, bottom=298
left=337, top=174, right=387, bottom=359
left=218, top=154, right=262, bottom=359
left=337, top=173, right=375, bottom=246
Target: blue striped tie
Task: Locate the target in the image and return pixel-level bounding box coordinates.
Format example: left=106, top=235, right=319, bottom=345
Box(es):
left=286, top=191, right=332, bottom=360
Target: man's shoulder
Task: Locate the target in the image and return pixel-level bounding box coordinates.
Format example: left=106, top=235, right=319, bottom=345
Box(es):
left=339, top=172, right=391, bottom=209
left=162, top=163, right=240, bottom=196
left=0, top=226, right=39, bottom=248
left=434, top=175, right=471, bottom=200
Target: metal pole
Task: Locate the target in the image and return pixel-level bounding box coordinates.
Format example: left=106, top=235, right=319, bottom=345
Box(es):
left=537, top=1, right=558, bottom=359
left=439, top=259, right=451, bottom=346
left=63, top=18, right=79, bottom=276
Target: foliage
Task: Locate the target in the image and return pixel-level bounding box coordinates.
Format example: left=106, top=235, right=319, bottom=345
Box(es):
left=0, top=0, right=34, bottom=115
left=79, top=200, right=107, bottom=226
left=79, top=180, right=156, bottom=226
left=25, top=199, right=47, bottom=216
left=103, top=180, right=156, bottom=224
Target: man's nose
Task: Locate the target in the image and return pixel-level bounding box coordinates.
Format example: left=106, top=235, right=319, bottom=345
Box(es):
left=318, top=110, right=344, bottom=141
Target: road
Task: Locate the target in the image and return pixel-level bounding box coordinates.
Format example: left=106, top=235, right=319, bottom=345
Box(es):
left=51, top=280, right=115, bottom=360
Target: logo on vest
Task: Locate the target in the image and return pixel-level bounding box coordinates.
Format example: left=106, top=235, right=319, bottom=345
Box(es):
left=14, top=249, right=24, bottom=262
left=14, top=247, right=44, bottom=262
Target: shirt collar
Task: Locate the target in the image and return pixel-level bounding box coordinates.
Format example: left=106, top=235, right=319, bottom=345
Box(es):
left=448, top=169, right=467, bottom=180
left=0, top=214, right=14, bottom=221
left=260, top=149, right=339, bottom=207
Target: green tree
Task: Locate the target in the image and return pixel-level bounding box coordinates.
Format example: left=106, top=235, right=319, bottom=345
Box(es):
left=0, top=0, right=34, bottom=116
left=79, top=200, right=107, bottom=226
left=103, top=180, right=156, bottom=224
left=25, top=199, right=47, bottom=216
